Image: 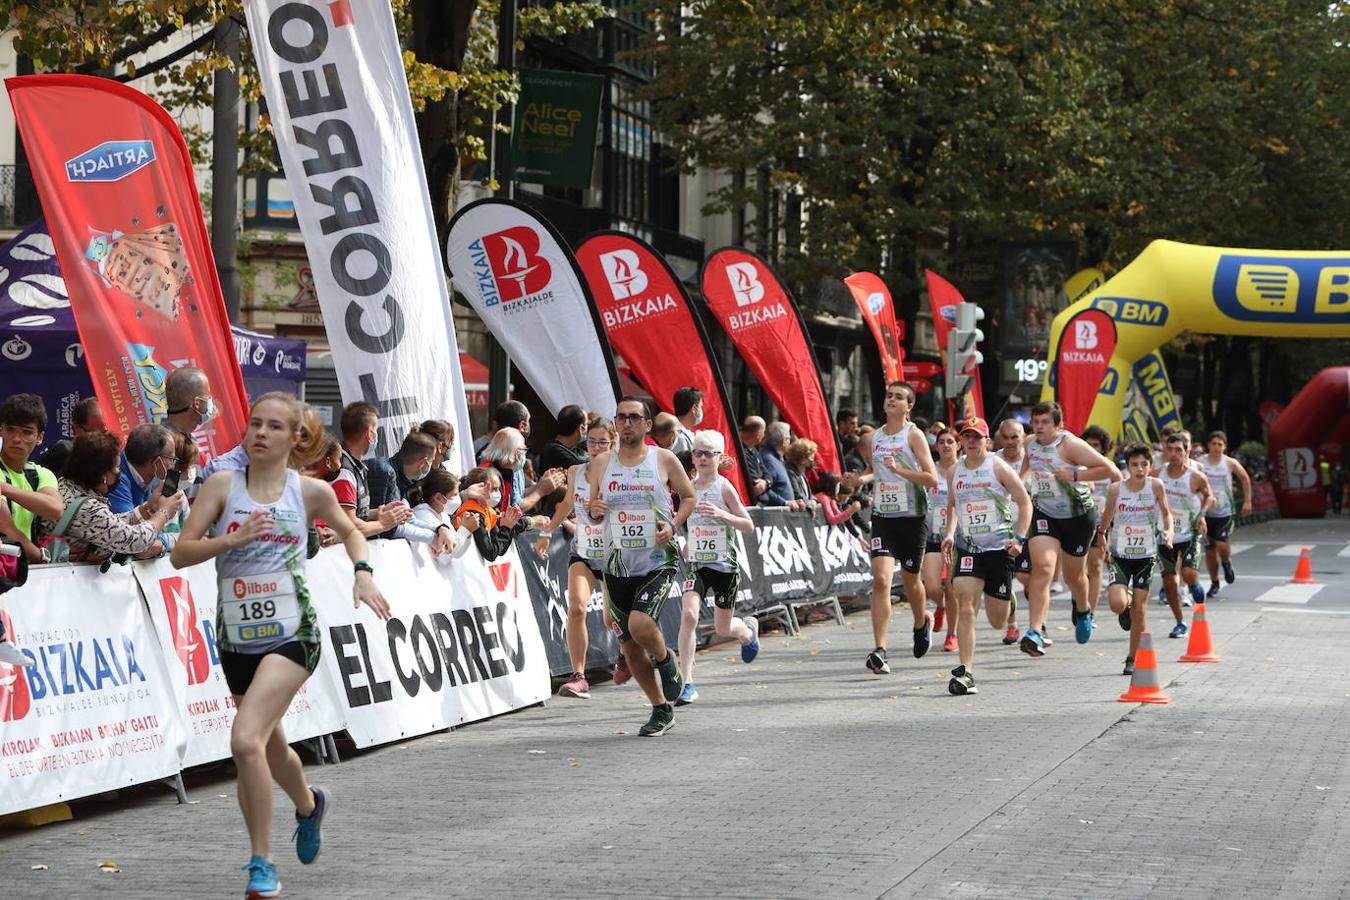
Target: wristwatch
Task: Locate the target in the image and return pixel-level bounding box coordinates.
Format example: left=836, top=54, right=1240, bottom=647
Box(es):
left=1014, top=534, right=1027, bottom=543
left=354, top=560, right=374, bottom=576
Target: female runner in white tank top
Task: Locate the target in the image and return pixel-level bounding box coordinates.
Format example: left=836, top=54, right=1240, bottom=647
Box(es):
left=172, top=393, right=390, bottom=899
left=537, top=416, right=618, bottom=700
left=675, top=430, right=757, bottom=703
left=920, top=428, right=960, bottom=652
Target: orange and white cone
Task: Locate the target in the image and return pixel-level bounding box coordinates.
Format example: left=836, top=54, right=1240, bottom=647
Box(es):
left=1119, top=632, right=1170, bottom=704
left=1179, top=603, right=1222, bottom=663
left=1289, top=547, right=1317, bottom=585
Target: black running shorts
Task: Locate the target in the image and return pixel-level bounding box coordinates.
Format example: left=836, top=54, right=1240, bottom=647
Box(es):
left=1110, top=555, right=1156, bottom=591
left=952, top=548, right=1015, bottom=601
left=1159, top=540, right=1200, bottom=576
left=604, top=568, right=678, bottom=641
left=221, top=641, right=320, bottom=697
left=1028, top=509, right=1096, bottom=557
left=683, top=566, right=740, bottom=610
left=869, top=515, right=928, bottom=573
left=568, top=554, right=604, bottom=582
left=1204, top=514, right=1234, bottom=545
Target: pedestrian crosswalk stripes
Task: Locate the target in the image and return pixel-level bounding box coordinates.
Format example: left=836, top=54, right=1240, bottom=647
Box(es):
left=1254, top=583, right=1324, bottom=605
left=1268, top=544, right=1311, bottom=556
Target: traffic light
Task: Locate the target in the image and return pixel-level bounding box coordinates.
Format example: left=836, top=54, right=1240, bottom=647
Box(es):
left=945, top=302, right=985, bottom=398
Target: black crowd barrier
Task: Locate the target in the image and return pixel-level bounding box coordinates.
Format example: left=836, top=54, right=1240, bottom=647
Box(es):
left=515, top=507, right=874, bottom=677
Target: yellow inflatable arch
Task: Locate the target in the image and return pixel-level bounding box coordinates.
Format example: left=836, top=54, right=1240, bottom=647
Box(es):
left=1041, top=240, right=1350, bottom=434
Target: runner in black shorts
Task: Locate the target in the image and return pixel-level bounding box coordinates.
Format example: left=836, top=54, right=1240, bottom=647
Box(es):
left=857, top=381, right=939, bottom=674
left=996, top=419, right=1030, bottom=645
left=1101, top=443, right=1173, bottom=676
left=921, top=428, right=958, bottom=652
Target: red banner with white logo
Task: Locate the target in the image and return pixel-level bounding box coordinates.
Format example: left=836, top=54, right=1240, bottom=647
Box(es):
left=576, top=232, right=750, bottom=499
left=701, top=248, right=840, bottom=472
left=924, top=269, right=984, bottom=419
left=5, top=75, right=248, bottom=460
left=445, top=199, right=619, bottom=417
left=843, top=272, right=904, bottom=383
left=1054, top=308, right=1117, bottom=434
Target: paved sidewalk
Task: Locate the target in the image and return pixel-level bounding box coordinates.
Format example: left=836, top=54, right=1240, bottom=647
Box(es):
left=2, top=591, right=1347, bottom=898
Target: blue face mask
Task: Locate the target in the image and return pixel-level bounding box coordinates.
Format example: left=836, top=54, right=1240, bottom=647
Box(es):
left=693, top=409, right=704, bottom=426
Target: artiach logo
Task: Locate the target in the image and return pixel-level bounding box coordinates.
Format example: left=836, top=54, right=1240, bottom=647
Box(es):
left=599, top=249, right=648, bottom=300
left=726, top=262, right=765, bottom=307
left=159, top=577, right=211, bottom=686
left=0, top=609, right=31, bottom=721
left=484, top=227, right=552, bottom=302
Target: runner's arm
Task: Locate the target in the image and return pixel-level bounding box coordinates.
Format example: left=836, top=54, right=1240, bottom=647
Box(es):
left=586, top=452, right=610, bottom=520
left=664, top=450, right=697, bottom=529
left=1096, top=483, right=1121, bottom=538
left=1061, top=434, right=1120, bottom=483
left=994, top=457, right=1033, bottom=539
left=1231, top=456, right=1253, bottom=513
left=902, top=426, right=940, bottom=488
left=169, top=472, right=246, bottom=568
left=942, top=472, right=958, bottom=546
left=719, top=481, right=755, bottom=533
left=1153, top=478, right=1174, bottom=544
left=1193, top=471, right=1215, bottom=516
left=542, top=464, right=580, bottom=533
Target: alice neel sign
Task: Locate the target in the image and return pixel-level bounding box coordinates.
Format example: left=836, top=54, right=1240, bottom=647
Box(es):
left=510, top=69, right=604, bottom=189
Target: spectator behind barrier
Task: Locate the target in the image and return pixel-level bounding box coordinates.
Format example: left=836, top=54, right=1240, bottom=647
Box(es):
left=538, top=404, right=588, bottom=474
left=473, top=400, right=530, bottom=455
left=302, top=435, right=345, bottom=550
left=36, top=432, right=182, bottom=563
left=0, top=393, right=66, bottom=562
left=334, top=400, right=412, bottom=539
left=368, top=430, right=438, bottom=507
left=738, top=416, right=769, bottom=501
left=417, top=419, right=457, bottom=476
left=671, top=387, right=703, bottom=454
left=34, top=396, right=107, bottom=478
left=453, top=466, right=529, bottom=561
left=758, top=421, right=795, bottom=507
left=814, top=469, right=861, bottom=526
left=784, top=438, right=819, bottom=510
left=480, top=426, right=527, bottom=509
left=107, top=422, right=179, bottom=556
left=163, top=365, right=216, bottom=438
left=836, top=408, right=859, bottom=441
left=651, top=412, right=679, bottom=450
left=408, top=469, right=472, bottom=561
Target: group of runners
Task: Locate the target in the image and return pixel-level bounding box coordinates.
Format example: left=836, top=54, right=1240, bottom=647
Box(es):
left=189, top=387, right=1252, bottom=897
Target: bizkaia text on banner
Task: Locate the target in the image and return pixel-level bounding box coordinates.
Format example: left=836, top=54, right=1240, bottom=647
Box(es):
left=576, top=231, right=750, bottom=499
left=1053, top=308, right=1117, bottom=434
left=243, top=0, right=474, bottom=465
left=0, top=565, right=187, bottom=816
left=843, top=273, right=905, bottom=383
left=305, top=539, right=550, bottom=748
left=701, top=248, right=841, bottom=472
left=446, top=200, right=620, bottom=416
left=134, top=557, right=346, bottom=769
left=5, top=75, right=249, bottom=461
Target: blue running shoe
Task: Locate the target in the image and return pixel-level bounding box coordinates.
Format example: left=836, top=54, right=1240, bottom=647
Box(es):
left=1019, top=629, right=1046, bottom=658
left=243, top=856, right=280, bottom=899
left=1073, top=608, right=1093, bottom=645
left=675, top=681, right=698, bottom=705
left=1169, top=621, right=1188, bottom=639
left=740, top=616, right=761, bottom=664
left=292, top=786, right=327, bottom=865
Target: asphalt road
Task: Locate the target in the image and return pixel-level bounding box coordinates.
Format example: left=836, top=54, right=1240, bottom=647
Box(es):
left=3, top=515, right=1349, bottom=899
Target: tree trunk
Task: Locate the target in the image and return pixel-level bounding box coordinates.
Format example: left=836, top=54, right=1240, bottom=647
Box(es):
left=411, top=0, right=477, bottom=249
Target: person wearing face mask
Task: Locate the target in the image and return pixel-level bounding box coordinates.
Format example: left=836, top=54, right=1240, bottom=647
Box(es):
left=670, top=386, right=703, bottom=455
left=367, top=431, right=438, bottom=507
left=163, top=367, right=216, bottom=486
left=106, top=422, right=180, bottom=555
left=409, top=469, right=472, bottom=557
left=538, top=405, right=589, bottom=474
left=479, top=426, right=567, bottom=519
left=35, top=431, right=182, bottom=562
left=454, top=467, right=530, bottom=561
left=416, top=419, right=457, bottom=476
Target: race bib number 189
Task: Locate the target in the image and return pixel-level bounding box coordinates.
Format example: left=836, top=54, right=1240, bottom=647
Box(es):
left=220, top=570, right=301, bottom=646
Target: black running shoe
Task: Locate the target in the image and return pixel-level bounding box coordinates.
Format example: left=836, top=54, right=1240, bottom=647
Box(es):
left=655, top=653, right=682, bottom=704
left=865, top=647, right=891, bottom=674
left=948, top=665, right=977, bottom=695
left=913, top=612, right=933, bottom=659
left=1122, top=656, right=1135, bottom=676
left=1222, top=559, right=1235, bottom=584
left=639, top=703, right=675, bottom=737
left=1207, top=581, right=1220, bottom=599
left=1118, top=607, right=1131, bottom=631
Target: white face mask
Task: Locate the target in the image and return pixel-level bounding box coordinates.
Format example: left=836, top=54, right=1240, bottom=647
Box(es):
left=444, top=495, right=462, bottom=515
left=693, top=409, right=704, bottom=426
left=415, top=461, right=432, bottom=481
left=488, top=490, right=502, bottom=507
left=195, top=396, right=217, bottom=426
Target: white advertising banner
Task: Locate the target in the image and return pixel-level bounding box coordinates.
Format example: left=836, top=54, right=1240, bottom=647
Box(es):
left=445, top=199, right=620, bottom=416
left=305, top=539, right=551, bottom=748
left=0, top=565, right=187, bottom=815
left=244, top=0, right=474, bottom=468
left=134, top=557, right=347, bottom=769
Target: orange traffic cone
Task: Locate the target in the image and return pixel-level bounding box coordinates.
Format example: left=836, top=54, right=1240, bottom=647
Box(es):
left=1119, top=632, right=1170, bottom=704
left=1289, top=547, right=1317, bottom=585
left=1179, top=602, right=1222, bottom=663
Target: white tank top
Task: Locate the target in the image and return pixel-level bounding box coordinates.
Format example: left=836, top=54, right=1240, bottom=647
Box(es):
left=687, top=474, right=737, bottom=573
left=601, top=445, right=676, bottom=577
left=1160, top=465, right=1200, bottom=542
left=926, top=464, right=952, bottom=537
left=872, top=422, right=925, bottom=519
left=209, top=469, right=314, bottom=654
left=1111, top=479, right=1160, bottom=559
left=571, top=463, right=607, bottom=564
left=1203, top=456, right=1234, bottom=516
left=951, top=455, right=1015, bottom=553
left=1025, top=433, right=1093, bottom=518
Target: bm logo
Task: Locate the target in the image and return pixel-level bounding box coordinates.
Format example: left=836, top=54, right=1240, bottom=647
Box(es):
left=1090, top=296, right=1168, bottom=326
left=240, top=623, right=283, bottom=641
left=1214, top=255, right=1350, bottom=322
